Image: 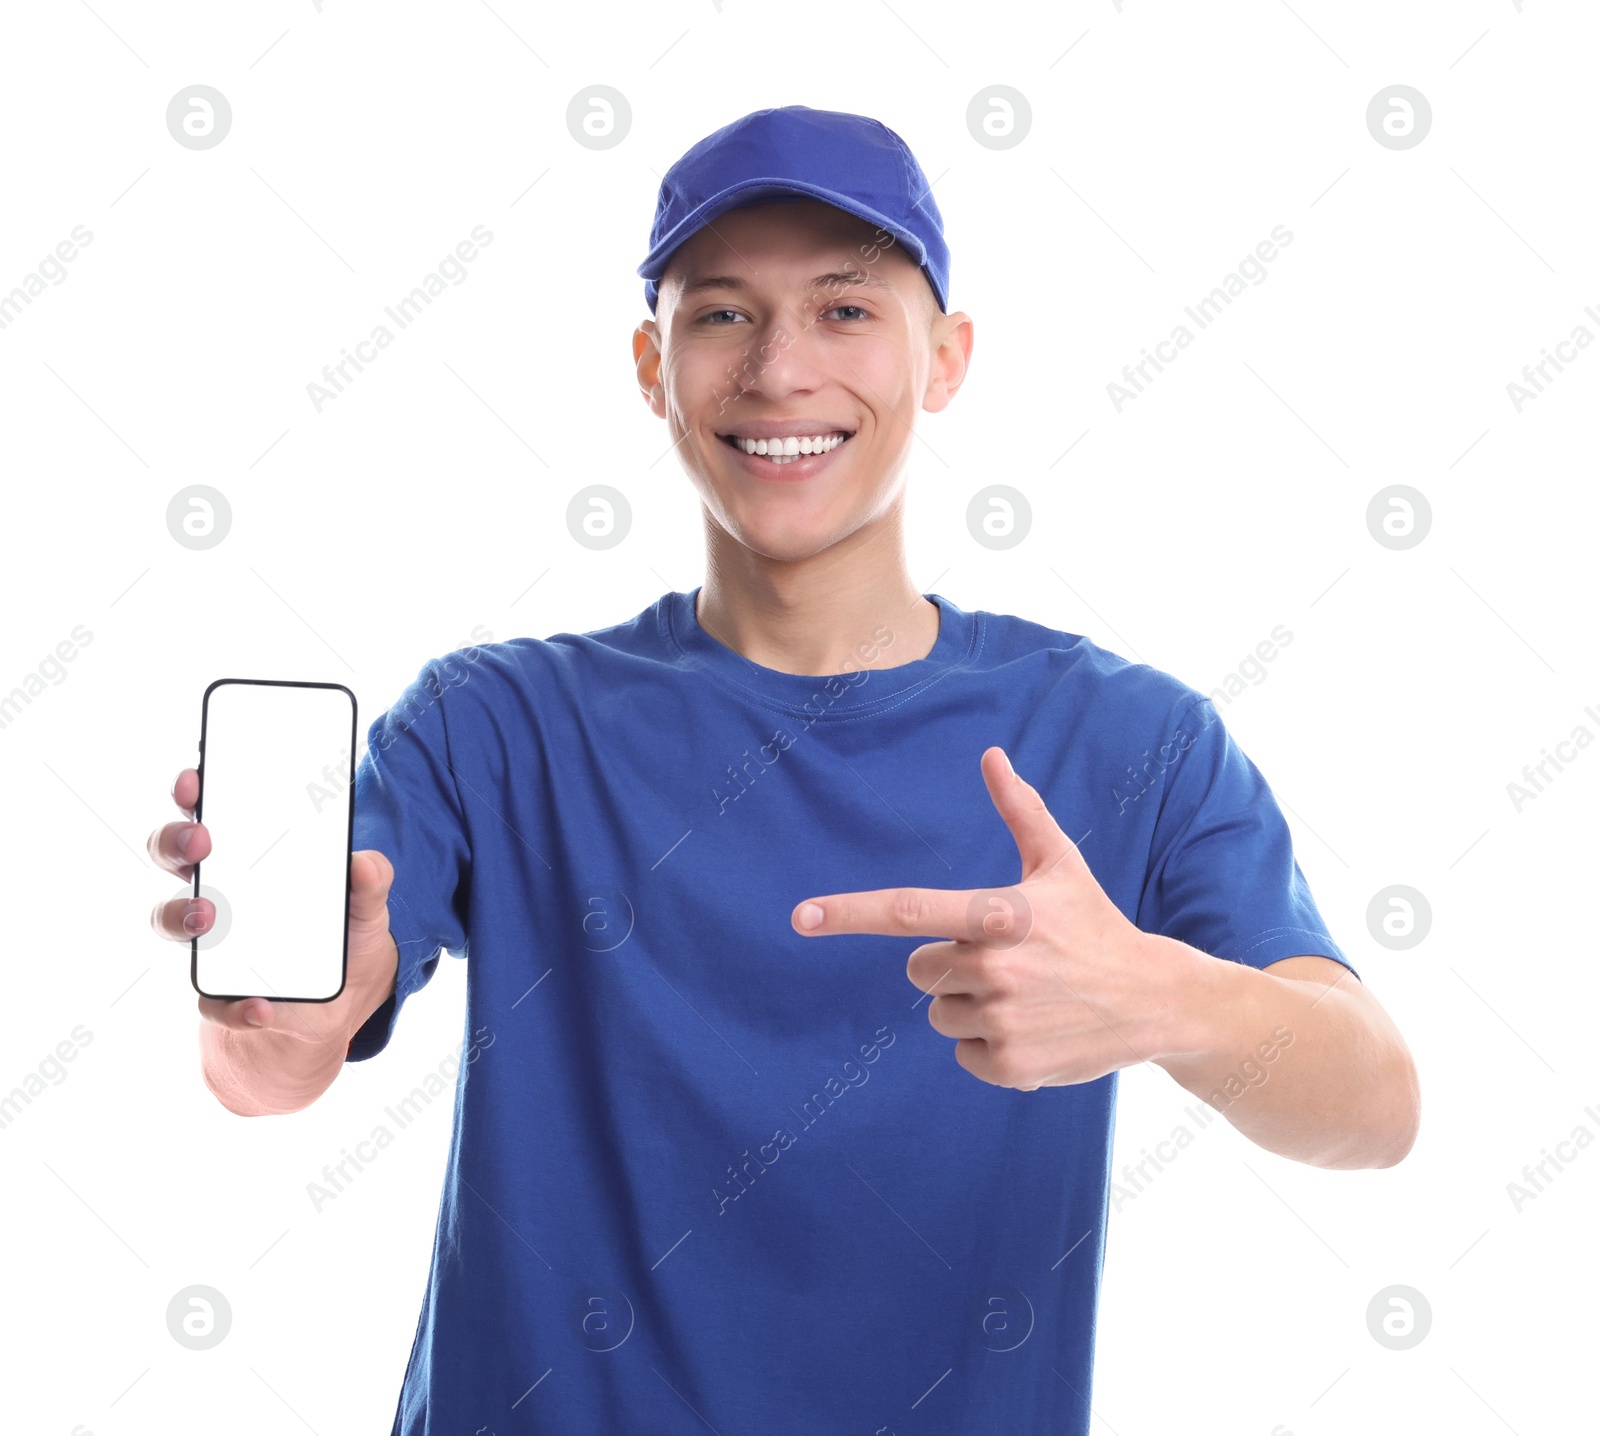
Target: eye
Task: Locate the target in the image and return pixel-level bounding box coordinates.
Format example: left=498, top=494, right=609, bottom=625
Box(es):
left=825, top=304, right=870, bottom=322
left=698, top=308, right=748, bottom=326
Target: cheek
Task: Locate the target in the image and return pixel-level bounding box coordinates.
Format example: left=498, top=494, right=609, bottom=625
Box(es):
left=661, top=346, right=731, bottom=414
left=851, top=337, right=921, bottom=395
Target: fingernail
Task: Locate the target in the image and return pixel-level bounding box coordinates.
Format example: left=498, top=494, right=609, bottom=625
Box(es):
left=182, top=903, right=206, bottom=935
left=797, top=903, right=825, bottom=930
left=243, top=1007, right=266, bottom=1028
left=176, top=826, right=193, bottom=857
left=1001, top=749, right=1014, bottom=776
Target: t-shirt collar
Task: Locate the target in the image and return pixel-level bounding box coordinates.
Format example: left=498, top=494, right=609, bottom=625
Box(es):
left=662, top=585, right=976, bottom=718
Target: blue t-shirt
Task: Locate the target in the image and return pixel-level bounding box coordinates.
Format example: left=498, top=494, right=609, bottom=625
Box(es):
left=348, top=587, right=1356, bottom=1436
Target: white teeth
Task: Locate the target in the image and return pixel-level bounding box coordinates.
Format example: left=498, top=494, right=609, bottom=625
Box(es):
left=729, top=432, right=850, bottom=461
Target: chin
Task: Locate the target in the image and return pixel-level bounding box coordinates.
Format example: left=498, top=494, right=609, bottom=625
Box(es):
left=720, top=513, right=848, bottom=563
left=730, top=531, right=833, bottom=564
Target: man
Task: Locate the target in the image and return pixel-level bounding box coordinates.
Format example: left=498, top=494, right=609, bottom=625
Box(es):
left=151, top=105, right=1418, bottom=1435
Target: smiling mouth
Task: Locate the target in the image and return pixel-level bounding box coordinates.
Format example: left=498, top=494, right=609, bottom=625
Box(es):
left=717, top=432, right=855, bottom=466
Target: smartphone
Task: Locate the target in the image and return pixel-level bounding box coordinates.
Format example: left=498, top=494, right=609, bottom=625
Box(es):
left=191, top=679, right=358, bottom=1003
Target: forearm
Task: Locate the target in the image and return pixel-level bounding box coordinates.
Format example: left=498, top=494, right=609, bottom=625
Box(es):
left=1146, top=935, right=1420, bottom=1169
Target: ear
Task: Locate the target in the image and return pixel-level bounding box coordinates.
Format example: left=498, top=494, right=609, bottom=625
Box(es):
left=634, top=321, right=666, bottom=418
left=922, top=308, right=974, bottom=415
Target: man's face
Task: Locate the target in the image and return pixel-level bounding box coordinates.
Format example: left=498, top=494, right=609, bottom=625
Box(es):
left=634, top=199, right=969, bottom=564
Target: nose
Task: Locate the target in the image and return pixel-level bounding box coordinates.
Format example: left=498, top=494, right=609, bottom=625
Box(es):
left=726, top=307, right=833, bottom=404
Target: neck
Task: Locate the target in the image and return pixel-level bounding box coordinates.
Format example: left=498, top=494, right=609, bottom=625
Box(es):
left=694, top=506, right=940, bottom=677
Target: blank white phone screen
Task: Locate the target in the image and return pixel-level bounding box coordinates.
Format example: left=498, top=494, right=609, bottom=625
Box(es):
left=194, top=680, right=356, bottom=1002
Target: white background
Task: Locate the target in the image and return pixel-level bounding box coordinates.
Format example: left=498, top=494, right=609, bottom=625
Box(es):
left=1, top=1, right=1594, bottom=1432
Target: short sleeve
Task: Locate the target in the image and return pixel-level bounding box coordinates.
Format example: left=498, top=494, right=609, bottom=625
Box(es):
left=1136, top=696, right=1359, bottom=981
left=345, top=656, right=473, bottom=1061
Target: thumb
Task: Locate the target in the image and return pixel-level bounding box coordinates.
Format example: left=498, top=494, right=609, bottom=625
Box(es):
left=349, top=849, right=396, bottom=928
left=982, top=747, right=1088, bottom=884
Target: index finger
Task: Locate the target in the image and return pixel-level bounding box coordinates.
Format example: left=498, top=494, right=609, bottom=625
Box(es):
left=792, top=886, right=974, bottom=940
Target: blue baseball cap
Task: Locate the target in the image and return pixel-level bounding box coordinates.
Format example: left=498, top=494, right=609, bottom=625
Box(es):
left=637, top=105, right=950, bottom=317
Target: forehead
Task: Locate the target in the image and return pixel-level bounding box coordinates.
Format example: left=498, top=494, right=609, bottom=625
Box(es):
left=664, top=198, right=922, bottom=298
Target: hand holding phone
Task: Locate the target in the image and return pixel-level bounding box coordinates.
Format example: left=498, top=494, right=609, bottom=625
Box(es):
left=146, top=682, right=403, bottom=1112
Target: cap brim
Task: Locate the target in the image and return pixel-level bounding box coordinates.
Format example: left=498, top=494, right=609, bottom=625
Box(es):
left=637, top=178, right=932, bottom=291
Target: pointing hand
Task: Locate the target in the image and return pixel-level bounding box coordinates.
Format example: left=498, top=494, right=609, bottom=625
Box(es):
left=790, top=747, right=1199, bottom=1091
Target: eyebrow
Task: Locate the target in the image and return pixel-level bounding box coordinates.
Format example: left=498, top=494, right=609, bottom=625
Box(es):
left=677, top=269, right=893, bottom=298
